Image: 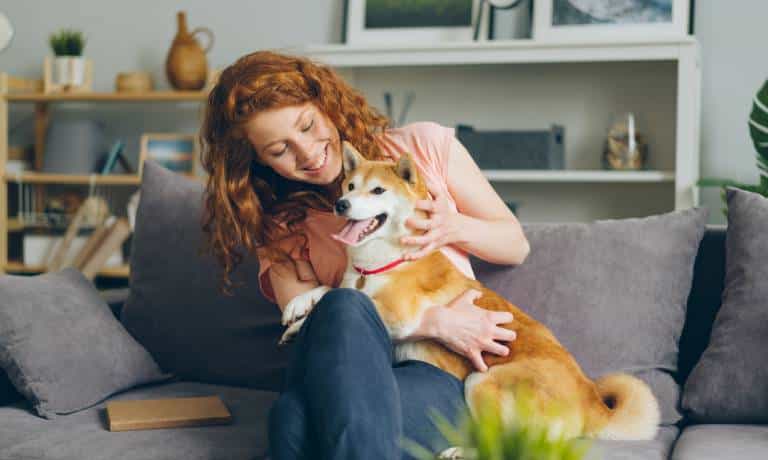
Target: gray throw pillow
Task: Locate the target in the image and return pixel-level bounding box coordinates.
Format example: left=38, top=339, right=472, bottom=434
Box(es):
left=0, top=268, right=170, bottom=419
left=682, top=188, right=768, bottom=422
left=121, top=161, right=290, bottom=392
left=472, top=208, right=708, bottom=425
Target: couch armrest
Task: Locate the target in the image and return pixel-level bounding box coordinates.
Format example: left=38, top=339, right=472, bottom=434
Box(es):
left=99, top=288, right=131, bottom=320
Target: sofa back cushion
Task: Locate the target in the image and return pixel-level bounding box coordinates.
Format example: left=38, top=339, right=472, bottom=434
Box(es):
left=682, top=188, right=768, bottom=422
left=472, top=208, right=708, bottom=425
left=121, top=161, right=291, bottom=392
left=0, top=268, right=170, bottom=419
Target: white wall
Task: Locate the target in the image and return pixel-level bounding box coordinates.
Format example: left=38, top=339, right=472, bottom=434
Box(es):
left=1, top=1, right=766, bottom=224
left=695, top=0, right=768, bottom=223
left=0, top=0, right=344, bottom=89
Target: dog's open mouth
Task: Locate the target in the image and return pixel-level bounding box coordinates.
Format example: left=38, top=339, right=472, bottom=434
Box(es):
left=331, top=213, right=388, bottom=246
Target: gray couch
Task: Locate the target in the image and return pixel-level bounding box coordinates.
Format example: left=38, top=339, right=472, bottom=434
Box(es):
left=1, top=226, right=766, bottom=460
left=2, top=161, right=766, bottom=459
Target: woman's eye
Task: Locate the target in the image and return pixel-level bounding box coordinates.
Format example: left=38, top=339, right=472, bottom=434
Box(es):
left=348, top=183, right=355, bottom=191
left=272, top=146, right=287, bottom=157
left=371, top=187, right=386, bottom=195
left=302, top=119, right=314, bottom=132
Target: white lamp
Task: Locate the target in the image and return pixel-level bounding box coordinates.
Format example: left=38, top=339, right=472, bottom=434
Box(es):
left=474, top=0, right=526, bottom=40
left=0, top=12, right=13, bottom=52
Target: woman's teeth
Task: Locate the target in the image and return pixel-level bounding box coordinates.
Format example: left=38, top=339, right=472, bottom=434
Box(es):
left=304, top=147, right=327, bottom=171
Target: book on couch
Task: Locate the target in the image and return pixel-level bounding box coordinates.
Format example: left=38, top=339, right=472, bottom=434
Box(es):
left=106, top=395, right=232, bottom=432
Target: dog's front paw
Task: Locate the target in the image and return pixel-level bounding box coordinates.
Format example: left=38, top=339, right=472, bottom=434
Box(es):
left=281, top=286, right=331, bottom=326
left=278, top=317, right=306, bottom=345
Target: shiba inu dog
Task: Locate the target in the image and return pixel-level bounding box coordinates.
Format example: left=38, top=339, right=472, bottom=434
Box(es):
left=279, top=141, right=660, bottom=443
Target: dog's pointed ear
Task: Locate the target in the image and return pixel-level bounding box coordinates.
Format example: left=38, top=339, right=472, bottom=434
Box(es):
left=396, top=152, right=417, bottom=186
left=342, top=141, right=364, bottom=173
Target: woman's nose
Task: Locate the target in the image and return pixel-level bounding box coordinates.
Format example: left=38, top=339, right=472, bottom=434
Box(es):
left=294, top=139, right=317, bottom=163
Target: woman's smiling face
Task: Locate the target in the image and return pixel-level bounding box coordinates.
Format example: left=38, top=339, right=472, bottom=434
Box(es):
left=245, top=102, right=343, bottom=186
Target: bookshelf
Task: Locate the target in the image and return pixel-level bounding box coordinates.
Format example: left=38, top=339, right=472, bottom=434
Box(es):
left=0, top=72, right=208, bottom=277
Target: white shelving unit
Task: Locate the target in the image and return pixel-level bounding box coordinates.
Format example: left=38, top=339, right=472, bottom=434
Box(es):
left=297, top=37, right=701, bottom=222
left=481, top=169, right=675, bottom=183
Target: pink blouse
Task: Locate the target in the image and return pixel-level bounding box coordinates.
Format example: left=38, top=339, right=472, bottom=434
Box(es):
left=257, top=121, right=476, bottom=303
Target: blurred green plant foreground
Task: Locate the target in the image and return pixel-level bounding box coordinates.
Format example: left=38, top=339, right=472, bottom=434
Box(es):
left=402, top=385, right=593, bottom=460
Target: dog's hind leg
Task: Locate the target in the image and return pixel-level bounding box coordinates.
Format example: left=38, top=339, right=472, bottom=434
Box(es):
left=464, top=361, right=585, bottom=440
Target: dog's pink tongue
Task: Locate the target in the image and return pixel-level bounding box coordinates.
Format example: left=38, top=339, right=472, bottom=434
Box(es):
left=331, top=218, right=376, bottom=246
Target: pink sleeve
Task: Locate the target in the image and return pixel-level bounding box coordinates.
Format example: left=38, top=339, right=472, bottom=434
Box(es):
left=256, top=232, right=312, bottom=304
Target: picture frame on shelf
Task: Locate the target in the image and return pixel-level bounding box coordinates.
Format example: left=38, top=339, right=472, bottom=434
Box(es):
left=533, top=0, right=691, bottom=42
left=343, top=0, right=480, bottom=45
left=138, top=133, right=197, bottom=177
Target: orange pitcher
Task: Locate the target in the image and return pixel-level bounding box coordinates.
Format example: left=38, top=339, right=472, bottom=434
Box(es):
left=165, top=11, right=214, bottom=91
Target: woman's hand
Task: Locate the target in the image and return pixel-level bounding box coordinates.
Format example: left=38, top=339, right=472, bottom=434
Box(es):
left=418, top=288, right=517, bottom=372
left=400, top=184, right=465, bottom=260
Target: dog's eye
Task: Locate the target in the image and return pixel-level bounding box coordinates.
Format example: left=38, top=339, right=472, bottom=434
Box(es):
left=371, top=186, right=386, bottom=195
left=348, top=183, right=355, bottom=191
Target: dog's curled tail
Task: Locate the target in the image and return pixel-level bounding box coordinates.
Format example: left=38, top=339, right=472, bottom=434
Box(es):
left=592, top=373, right=660, bottom=441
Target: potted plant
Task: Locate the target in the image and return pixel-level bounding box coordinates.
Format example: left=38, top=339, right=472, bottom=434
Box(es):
left=699, top=79, right=768, bottom=214
left=48, top=29, right=87, bottom=87
left=403, top=386, right=591, bottom=460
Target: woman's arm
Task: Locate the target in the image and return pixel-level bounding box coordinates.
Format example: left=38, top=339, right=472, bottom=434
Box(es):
left=268, top=259, right=320, bottom=312
left=402, top=136, right=530, bottom=265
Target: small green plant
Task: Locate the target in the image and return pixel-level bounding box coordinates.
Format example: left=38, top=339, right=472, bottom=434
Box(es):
left=49, top=29, right=86, bottom=56
left=402, top=386, right=592, bottom=460
left=698, top=79, right=768, bottom=214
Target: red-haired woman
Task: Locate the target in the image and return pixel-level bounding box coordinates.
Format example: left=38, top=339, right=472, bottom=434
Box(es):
left=200, top=50, right=529, bottom=459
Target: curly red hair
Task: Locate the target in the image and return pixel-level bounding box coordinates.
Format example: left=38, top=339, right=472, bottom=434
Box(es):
left=200, top=50, right=389, bottom=295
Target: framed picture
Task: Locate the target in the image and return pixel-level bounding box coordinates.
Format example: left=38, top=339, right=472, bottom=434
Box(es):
left=138, top=133, right=197, bottom=177
left=344, top=0, right=480, bottom=45
left=533, top=0, right=691, bottom=41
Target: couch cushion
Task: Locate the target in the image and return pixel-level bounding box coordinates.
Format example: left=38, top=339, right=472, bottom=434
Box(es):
left=683, top=188, right=768, bottom=422
left=0, top=380, right=278, bottom=460
left=587, top=426, right=679, bottom=460
left=671, top=425, right=768, bottom=460
left=121, top=161, right=291, bottom=392
left=0, top=268, right=170, bottom=419
left=472, top=208, right=708, bottom=425
left=0, top=288, right=132, bottom=407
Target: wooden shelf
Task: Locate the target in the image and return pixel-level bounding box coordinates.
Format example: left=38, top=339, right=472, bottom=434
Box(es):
left=7, top=218, right=22, bottom=232
left=299, top=37, right=697, bottom=67
left=4, top=261, right=130, bottom=278
left=4, top=91, right=208, bottom=103
left=482, top=170, right=675, bottom=183
left=3, top=172, right=142, bottom=185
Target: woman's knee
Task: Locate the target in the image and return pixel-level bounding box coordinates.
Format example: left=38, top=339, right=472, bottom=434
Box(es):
left=301, top=287, right=392, bottom=360
left=311, top=288, right=381, bottom=328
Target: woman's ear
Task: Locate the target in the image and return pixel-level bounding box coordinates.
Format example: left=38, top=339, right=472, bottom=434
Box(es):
left=396, top=152, right=417, bottom=186
left=342, top=141, right=364, bottom=173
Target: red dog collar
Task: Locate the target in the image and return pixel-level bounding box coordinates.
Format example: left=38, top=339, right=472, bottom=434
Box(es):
left=353, top=258, right=407, bottom=276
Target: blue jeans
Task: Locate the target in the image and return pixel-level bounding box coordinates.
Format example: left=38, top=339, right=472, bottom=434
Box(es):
left=268, top=288, right=466, bottom=460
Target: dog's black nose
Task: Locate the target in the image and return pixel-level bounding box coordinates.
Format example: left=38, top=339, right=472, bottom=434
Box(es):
left=335, top=199, right=350, bottom=215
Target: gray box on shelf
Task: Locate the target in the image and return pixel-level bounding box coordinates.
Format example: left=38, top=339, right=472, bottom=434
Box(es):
left=456, top=124, right=564, bottom=170
left=42, top=119, right=105, bottom=174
